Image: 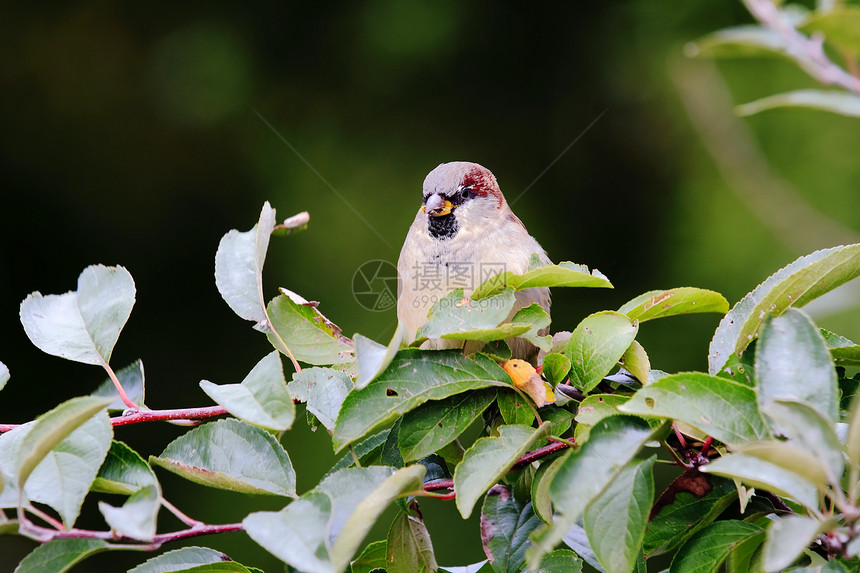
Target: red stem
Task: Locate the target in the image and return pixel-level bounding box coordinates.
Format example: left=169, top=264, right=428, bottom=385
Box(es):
left=110, top=406, right=228, bottom=426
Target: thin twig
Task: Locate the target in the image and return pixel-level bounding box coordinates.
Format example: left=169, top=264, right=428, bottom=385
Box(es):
left=110, top=406, right=228, bottom=426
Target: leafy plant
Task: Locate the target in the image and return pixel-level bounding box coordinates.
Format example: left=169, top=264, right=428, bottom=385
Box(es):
left=688, top=0, right=860, bottom=117
left=4, top=199, right=860, bottom=572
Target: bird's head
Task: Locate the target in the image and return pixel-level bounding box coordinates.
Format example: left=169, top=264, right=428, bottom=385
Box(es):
left=420, top=162, right=507, bottom=240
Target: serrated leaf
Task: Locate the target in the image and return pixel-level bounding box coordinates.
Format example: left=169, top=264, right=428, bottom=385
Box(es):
left=532, top=549, right=583, bottom=573
left=0, top=412, right=112, bottom=529
left=573, top=394, right=629, bottom=444
left=701, top=451, right=819, bottom=508
left=568, top=312, right=638, bottom=393
left=91, top=359, right=146, bottom=411
left=645, top=473, right=738, bottom=557
left=355, top=324, right=404, bottom=390
left=618, top=372, right=768, bottom=447
left=333, top=350, right=514, bottom=452
left=527, top=416, right=665, bottom=568
left=687, top=25, right=787, bottom=59
left=455, top=423, right=551, bottom=518
left=541, top=354, right=570, bottom=385
left=480, top=485, right=543, bottom=573
left=762, top=400, right=843, bottom=486
left=267, top=293, right=353, bottom=365
left=756, top=309, right=837, bottom=422
left=709, top=244, right=860, bottom=375
left=91, top=440, right=158, bottom=495
left=289, top=367, right=354, bottom=432
left=330, top=466, right=426, bottom=572
left=497, top=390, right=536, bottom=427
left=17, top=396, right=113, bottom=523
left=399, top=389, right=497, bottom=462
left=14, top=538, right=109, bottom=573
left=821, top=329, right=860, bottom=366
left=762, top=514, right=821, bottom=572
left=508, top=304, right=552, bottom=352
left=417, top=288, right=516, bottom=340
left=737, top=89, right=860, bottom=118
left=200, top=351, right=294, bottom=431
left=128, top=547, right=240, bottom=573
left=669, top=521, right=765, bottom=573
left=20, top=265, right=135, bottom=366
left=327, top=430, right=390, bottom=477
left=584, top=456, right=655, bottom=573
left=618, top=288, right=729, bottom=322
left=214, top=202, right=275, bottom=324
left=351, top=540, right=387, bottom=573
left=150, top=419, right=295, bottom=497
left=620, top=341, right=650, bottom=384
left=244, top=492, right=333, bottom=573
left=98, top=483, right=160, bottom=541
left=472, top=261, right=612, bottom=300
left=387, top=506, right=438, bottom=573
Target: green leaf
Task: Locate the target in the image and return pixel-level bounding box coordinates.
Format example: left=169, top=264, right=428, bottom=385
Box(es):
left=417, top=288, right=516, bottom=340
left=480, top=485, right=544, bottom=573
left=20, top=265, right=135, bottom=366
left=708, top=243, right=860, bottom=376
left=568, top=312, right=638, bottom=393
left=355, top=324, right=404, bottom=390
left=333, top=350, right=514, bottom=452
left=329, top=466, right=427, bottom=573
left=244, top=492, right=333, bottom=573
left=645, top=473, right=738, bottom=557
left=618, top=372, right=769, bottom=447
left=162, top=564, right=256, bottom=573
left=687, top=25, right=787, bottom=59
left=561, top=524, right=606, bottom=573
left=91, top=359, right=146, bottom=411
left=574, top=394, right=629, bottom=444
left=584, top=456, right=655, bottom=573
left=762, top=400, right=843, bottom=486
left=497, top=390, right=535, bottom=426
left=386, top=506, right=438, bottom=573
left=472, top=261, right=612, bottom=300
left=618, top=288, right=729, bottom=322
left=127, top=546, right=236, bottom=573
left=508, top=304, right=552, bottom=352
left=0, top=413, right=112, bottom=530
left=701, top=450, right=819, bottom=508
left=91, top=440, right=158, bottom=495
left=756, top=309, right=838, bottom=422
left=327, top=430, right=390, bottom=476
left=98, top=483, right=160, bottom=541
left=846, top=393, right=860, bottom=469
left=454, top=423, right=552, bottom=518
left=267, top=293, right=353, bottom=365
left=14, top=538, right=109, bottom=573
left=17, top=396, right=113, bottom=523
left=541, top=354, right=571, bottom=385
left=531, top=549, right=583, bottom=573
left=762, top=514, right=821, bottom=572
left=288, top=367, right=354, bottom=432
left=620, top=341, right=650, bottom=384
left=0, top=361, right=9, bottom=391
left=801, top=7, right=860, bottom=54
left=350, top=540, right=387, bottom=573
left=531, top=458, right=563, bottom=524
left=822, top=329, right=860, bottom=366
left=528, top=416, right=665, bottom=568
left=200, top=351, right=294, bottom=431
left=669, top=521, right=765, bottom=573
left=214, top=201, right=275, bottom=325
left=737, top=89, right=860, bottom=118
left=399, top=389, right=497, bottom=462
left=150, top=419, right=296, bottom=497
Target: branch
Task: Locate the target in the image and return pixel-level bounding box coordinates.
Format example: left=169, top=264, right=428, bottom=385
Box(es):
left=110, top=406, right=228, bottom=427
left=20, top=518, right=242, bottom=548
left=744, top=0, right=860, bottom=94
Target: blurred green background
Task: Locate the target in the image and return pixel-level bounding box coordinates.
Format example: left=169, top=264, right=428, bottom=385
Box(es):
left=2, top=1, right=860, bottom=571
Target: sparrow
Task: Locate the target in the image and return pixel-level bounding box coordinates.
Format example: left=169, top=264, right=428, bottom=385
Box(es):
left=397, top=161, right=551, bottom=361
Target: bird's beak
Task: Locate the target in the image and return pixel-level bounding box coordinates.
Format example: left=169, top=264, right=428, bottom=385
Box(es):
left=421, top=193, right=454, bottom=217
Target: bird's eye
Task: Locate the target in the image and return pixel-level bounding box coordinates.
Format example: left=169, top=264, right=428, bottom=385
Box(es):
left=461, top=187, right=471, bottom=199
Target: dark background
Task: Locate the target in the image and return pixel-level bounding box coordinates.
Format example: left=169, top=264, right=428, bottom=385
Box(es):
left=2, top=1, right=860, bottom=571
